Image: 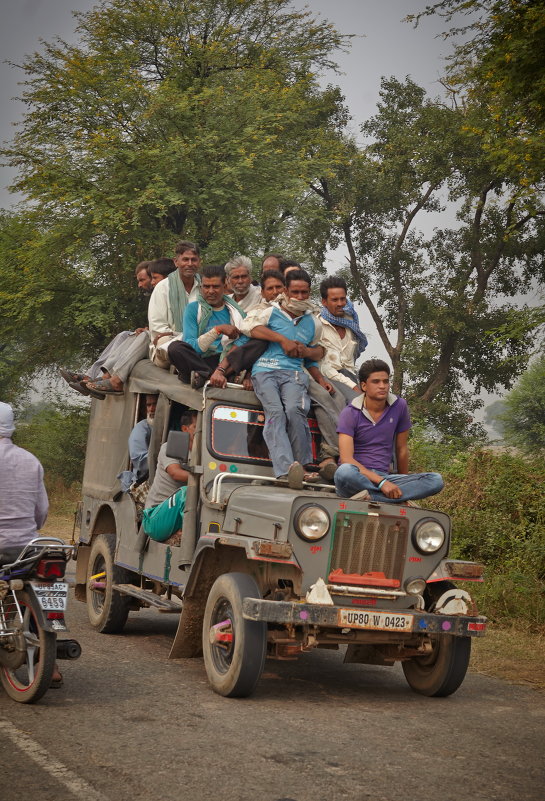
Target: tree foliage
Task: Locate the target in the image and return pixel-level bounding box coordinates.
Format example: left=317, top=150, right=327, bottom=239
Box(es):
left=304, top=76, right=545, bottom=438
left=4, top=0, right=345, bottom=254
left=13, top=400, right=90, bottom=489
left=0, top=0, right=346, bottom=394
left=500, top=354, right=545, bottom=452
left=410, top=1, right=545, bottom=189
left=1, top=0, right=543, bottom=440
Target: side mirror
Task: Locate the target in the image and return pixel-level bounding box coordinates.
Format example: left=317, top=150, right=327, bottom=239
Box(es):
left=166, top=430, right=190, bottom=464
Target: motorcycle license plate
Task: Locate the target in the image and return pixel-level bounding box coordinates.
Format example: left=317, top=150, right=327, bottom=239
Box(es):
left=32, top=582, right=69, bottom=611
left=338, top=608, right=413, bottom=632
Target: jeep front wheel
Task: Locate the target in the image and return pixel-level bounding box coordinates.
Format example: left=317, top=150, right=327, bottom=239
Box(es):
left=202, top=572, right=266, bottom=698
left=402, top=634, right=471, bottom=697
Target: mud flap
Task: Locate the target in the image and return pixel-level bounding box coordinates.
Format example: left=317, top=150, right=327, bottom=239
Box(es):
left=169, top=597, right=204, bottom=659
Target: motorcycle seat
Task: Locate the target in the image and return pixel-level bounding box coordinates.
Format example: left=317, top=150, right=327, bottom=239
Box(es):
left=0, top=546, right=33, bottom=568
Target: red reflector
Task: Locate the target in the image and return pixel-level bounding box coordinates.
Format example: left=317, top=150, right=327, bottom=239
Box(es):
left=47, top=612, right=64, bottom=620
left=36, top=560, right=65, bottom=580
left=328, top=569, right=400, bottom=588
left=467, top=622, right=486, bottom=632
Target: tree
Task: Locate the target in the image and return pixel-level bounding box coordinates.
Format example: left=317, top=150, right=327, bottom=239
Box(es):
left=484, top=398, right=506, bottom=437
left=0, top=0, right=347, bottom=392
left=0, top=207, right=146, bottom=401
left=13, top=399, right=90, bottom=488
left=500, top=354, right=545, bottom=452
left=305, top=76, right=545, bottom=438
left=410, top=1, right=545, bottom=189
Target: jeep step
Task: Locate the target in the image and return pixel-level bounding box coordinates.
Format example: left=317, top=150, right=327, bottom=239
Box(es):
left=112, top=583, right=183, bottom=612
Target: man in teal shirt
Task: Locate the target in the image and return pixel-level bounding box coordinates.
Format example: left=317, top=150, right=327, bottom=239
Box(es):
left=168, top=265, right=246, bottom=386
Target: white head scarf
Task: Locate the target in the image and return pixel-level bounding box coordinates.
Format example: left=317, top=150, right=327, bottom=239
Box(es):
left=0, top=402, right=15, bottom=438
left=276, top=293, right=317, bottom=316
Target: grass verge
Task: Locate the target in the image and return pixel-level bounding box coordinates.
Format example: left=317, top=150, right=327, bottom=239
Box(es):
left=470, top=623, right=545, bottom=690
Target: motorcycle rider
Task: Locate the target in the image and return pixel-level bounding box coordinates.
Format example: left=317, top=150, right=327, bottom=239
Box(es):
left=0, top=401, right=63, bottom=686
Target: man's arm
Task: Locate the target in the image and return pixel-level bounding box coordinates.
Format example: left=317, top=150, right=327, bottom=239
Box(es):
left=395, top=429, right=409, bottom=474
left=34, top=466, right=49, bottom=530
left=307, top=365, right=334, bottom=395
left=181, top=303, right=205, bottom=352
left=300, top=343, right=325, bottom=360
left=249, top=325, right=300, bottom=357
left=128, top=421, right=150, bottom=479
left=338, top=433, right=402, bottom=499
left=209, top=351, right=234, bottom=388
left=166, top=463, right=190, bottom=484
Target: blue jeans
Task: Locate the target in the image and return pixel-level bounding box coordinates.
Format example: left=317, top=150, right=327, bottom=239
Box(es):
left=252, top=370, right=312, bottom=477
left=334, top=463, right=444, bottom=503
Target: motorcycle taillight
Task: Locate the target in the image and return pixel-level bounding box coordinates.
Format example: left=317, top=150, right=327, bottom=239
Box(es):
left=36, top=559, right=66, bottom=580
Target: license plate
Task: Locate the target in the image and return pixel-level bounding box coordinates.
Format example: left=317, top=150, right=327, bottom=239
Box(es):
left=338, top=609, right=413, bottom=632
left=32, top=582, right=68, bottom=611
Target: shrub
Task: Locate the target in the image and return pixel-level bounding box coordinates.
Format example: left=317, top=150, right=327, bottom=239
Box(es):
left=409, top=429, right=545, bottom=627
left=13, top=401, right=89, bottom=490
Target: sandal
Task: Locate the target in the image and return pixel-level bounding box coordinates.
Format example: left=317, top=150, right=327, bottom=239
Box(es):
left=68, top=380, right=92, bottom=397
left=86, top=378, right=124, bottom=396
left=319, top=462, right=337, bottom=482
left=287, top=462, right=305, bottom=490
left=60, top=368, right=88, bottom=384
left=50, top=673, right=64, bottom=689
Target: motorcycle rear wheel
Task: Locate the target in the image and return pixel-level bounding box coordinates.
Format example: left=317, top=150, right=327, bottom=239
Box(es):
left=0, top=590, right=56, bottom=703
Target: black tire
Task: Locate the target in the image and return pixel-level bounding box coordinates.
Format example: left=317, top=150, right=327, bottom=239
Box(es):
left=86, top=532, right=131, bottom=633
left=402, top=634, right=471, bottom=697
left=0, top=591, right=56, bottom=703
left=202, top=572, right=266, bottom=698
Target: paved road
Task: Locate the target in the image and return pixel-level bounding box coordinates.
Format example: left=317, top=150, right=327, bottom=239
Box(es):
left=1, top=570, right=543, bottom=801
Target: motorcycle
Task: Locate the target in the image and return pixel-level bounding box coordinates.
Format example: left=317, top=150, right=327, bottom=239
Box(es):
left=0, top=536, right=81, bottom=703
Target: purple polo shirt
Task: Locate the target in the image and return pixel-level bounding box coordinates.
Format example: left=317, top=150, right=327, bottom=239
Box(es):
left=336, top=396, right=411, bottom=472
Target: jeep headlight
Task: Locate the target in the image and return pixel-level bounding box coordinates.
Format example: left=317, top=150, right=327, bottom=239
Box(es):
left=412, top=518, right=445, bottom=554
left=294, top=505, right=330, bottom=542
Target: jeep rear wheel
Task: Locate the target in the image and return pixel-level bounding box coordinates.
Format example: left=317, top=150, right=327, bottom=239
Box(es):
left=86, top=533, right=132, bottom=633
left=202, top=572, right=266, bottom=698
left=402, top=634, right=471, bottom=697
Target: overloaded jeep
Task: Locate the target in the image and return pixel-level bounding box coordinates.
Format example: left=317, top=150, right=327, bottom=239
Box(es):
left=74, top=360, right=487, bottom=697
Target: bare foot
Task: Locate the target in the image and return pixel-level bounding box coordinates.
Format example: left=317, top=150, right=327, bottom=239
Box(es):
left=108, top=375, right=124, bottom=391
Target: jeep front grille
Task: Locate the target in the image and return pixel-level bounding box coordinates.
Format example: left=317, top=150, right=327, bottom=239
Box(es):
left=329, top=512, right=408, bottom=586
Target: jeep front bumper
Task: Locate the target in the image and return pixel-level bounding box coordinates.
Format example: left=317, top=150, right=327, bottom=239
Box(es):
left=242, top=599, right=487, bottom=638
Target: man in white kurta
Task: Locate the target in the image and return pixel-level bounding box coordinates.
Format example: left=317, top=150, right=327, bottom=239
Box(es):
left=319, top=276, right=368, bottom=404
left=148, top=240, right=202, bottom=366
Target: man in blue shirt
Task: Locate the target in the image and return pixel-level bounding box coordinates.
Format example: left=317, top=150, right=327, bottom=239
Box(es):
left=168, top=265, right=246, bottom=387
left=117, top=394, right=158, bottom=492
left=241, top=269, right=326, bottom=487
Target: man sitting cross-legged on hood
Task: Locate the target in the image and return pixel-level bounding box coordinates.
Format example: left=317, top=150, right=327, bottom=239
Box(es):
left=334, top=359, right=444, bottom=503
left=167, top=265, right=246, bottom=388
